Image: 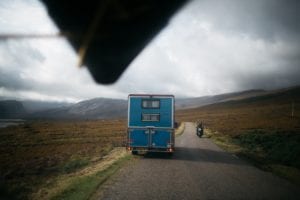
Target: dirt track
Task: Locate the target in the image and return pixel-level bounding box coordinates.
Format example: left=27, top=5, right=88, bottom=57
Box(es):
left=98, top=122, right=300, bottom=200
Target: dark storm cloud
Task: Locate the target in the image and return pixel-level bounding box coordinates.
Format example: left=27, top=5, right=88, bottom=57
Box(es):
left=161, top=0, right=300, bottom=91
left=0, top=40, right=45, bottom=90
left=235, top=65, right=300, bottom=90
left=191, top=0, right=300, bottom=42
left=231, top=40, right=300, bottom=90
left=0, top=39, right=85, bottom=100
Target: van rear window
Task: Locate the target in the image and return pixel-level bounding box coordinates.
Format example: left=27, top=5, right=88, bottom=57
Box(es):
left=142, top=114, right=160, bottom=121
left=142, top=99, right=160, bottom=108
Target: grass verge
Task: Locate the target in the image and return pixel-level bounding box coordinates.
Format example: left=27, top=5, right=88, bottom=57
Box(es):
left=31, top=148, right=131, bottom=200
left=175, top=122, right=185, bottom=137
left=205, top=128, right=300, bottom=185
left=52, top=155, right=131, bottom=200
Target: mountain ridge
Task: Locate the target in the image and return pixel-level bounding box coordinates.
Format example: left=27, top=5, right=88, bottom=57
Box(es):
left=0, top=86, right=299, bottom=119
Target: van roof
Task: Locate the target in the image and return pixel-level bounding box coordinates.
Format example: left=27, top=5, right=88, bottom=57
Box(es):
left=128, top=94, right=174, bottom=98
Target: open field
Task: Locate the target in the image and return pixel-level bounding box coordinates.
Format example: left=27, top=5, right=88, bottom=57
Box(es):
left=0, top=119, right=127, bottom=200
left=1, top=87, right=299, bottom=198
left=176, top=87, right=300, bottom=183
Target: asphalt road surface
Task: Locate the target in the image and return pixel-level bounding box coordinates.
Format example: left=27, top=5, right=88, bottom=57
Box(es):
left=98, top=122, right=300, bottom=200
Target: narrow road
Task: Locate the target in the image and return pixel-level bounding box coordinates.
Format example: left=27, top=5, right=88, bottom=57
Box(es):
left=98, top=122, right=300, bottom=200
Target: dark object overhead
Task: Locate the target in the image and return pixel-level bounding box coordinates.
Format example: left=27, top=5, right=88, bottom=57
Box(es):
left=41, top=0, right=188, bottom=84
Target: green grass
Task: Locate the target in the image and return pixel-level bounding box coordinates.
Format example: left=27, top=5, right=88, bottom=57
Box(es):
left=206, top=129, right=300, bottom=185
left=51, top=155, right=131, bottom=200
left=269, top=164, right=300, bottom=185
left=61, top=158, right=90, bottom=174
left=232, top=130, right=300, bottom=168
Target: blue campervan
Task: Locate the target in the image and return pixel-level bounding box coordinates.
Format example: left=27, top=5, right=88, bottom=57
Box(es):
left=127, top=94, right=175, bottom=155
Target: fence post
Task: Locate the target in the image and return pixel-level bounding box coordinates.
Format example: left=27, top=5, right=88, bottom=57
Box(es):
left=291, top=101, right=294, bottom=118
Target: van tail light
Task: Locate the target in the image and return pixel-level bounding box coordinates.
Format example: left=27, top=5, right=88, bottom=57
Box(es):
left=167, top=142, right=172, bottom=148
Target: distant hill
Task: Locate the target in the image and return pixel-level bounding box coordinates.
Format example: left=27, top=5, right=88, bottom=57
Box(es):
left=31, top=98, right=128, bottom=119
left=22, top=100, right=72, bottom=113
left=175, top=89, right=267, bottom=109
left=176, top=85, right=300, bottom=123
left=31, top=87, right=299, bottom=119
left=1, top=86, right=299, bottom=120
left=0, top=100, right=26, bottom=118
left=0, top=98, right=128, bottom=120
left=206, top=85, right=300, bottom=108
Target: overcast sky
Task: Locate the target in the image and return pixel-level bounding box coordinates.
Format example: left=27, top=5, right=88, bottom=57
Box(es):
left=0, top=0, right=299, bottom=102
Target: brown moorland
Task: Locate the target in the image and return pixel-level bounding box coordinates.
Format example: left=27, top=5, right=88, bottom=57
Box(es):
left=0, top=119, right=126, bottom=199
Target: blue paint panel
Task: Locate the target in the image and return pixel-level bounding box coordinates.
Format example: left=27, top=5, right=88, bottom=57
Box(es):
left=151, top=130, right=171, bottom=148
left=129, top=129, right=148, bottom=147
left=128, top=96, right=173, bottom=128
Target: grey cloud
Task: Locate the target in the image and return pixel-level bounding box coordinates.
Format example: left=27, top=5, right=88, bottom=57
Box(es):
left=0, top=40, right=45, bottom=90
left=188, top=0, right=300, bottom=42
left=236, top=65, right=300, bottom=90
left=1, top=0, right=300, bottom=102
left=156, top=0, right=300, bottom=93
left=0, top=70, right=31, bottom=91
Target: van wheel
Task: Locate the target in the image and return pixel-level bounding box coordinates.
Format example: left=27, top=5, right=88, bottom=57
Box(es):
left=132, top=150, right=138, bottom=155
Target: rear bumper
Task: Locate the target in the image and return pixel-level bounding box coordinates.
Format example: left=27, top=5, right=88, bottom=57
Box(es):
left=127, top=146, right=174, bottom=153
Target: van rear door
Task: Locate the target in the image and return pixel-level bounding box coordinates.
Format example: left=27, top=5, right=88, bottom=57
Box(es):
left=150, top=129, right=172, bottom=149
left=128, top=128, right=149, bottom=148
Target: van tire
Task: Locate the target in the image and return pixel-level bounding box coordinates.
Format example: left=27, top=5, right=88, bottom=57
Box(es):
left=132, top=150, right=138, bottom=155
left=168, top=152, right=173, bottom=157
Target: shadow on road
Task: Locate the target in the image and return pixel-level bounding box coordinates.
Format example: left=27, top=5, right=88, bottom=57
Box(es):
left=142, top=147, right=246, bottom=166
left=143, top=152, right=174, bottom=159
